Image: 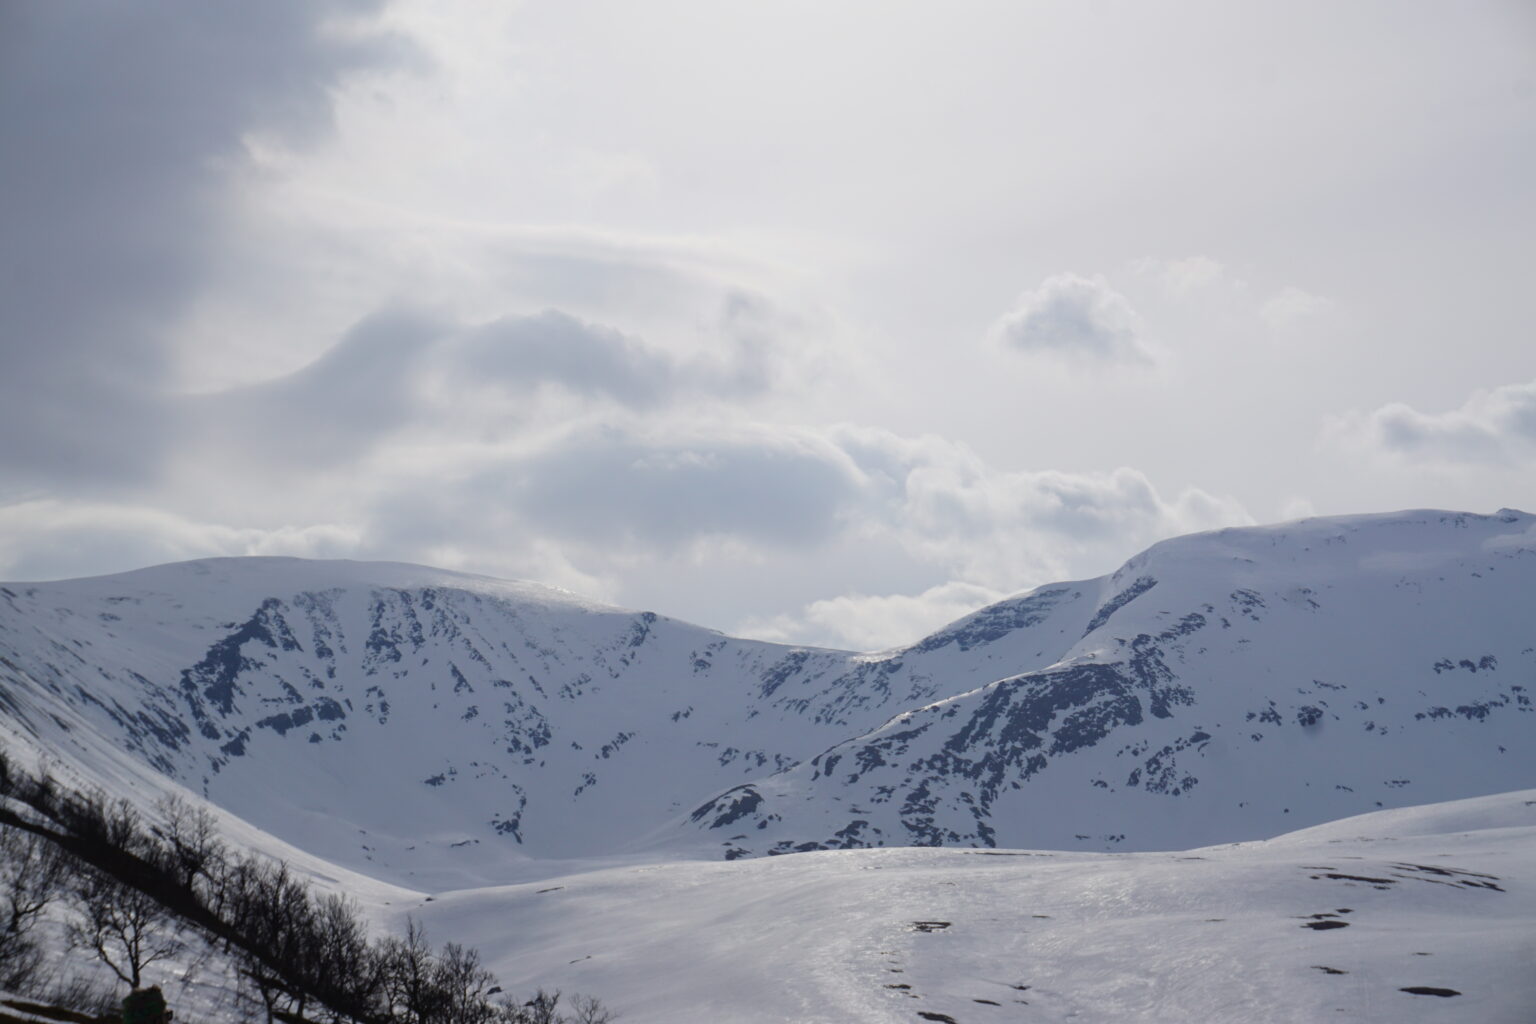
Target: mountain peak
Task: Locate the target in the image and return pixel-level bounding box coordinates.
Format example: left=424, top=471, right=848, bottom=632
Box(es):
left=15, top=554, right=625, bottom=618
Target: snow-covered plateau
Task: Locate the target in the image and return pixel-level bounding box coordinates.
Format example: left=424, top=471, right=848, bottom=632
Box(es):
left=1, top=508, right=1533, bottom=1020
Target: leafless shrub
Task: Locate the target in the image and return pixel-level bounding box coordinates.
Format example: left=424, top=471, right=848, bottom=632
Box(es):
left=67, top=866, right=187, bottom=990
left=0, top=824, right=68, bottom=990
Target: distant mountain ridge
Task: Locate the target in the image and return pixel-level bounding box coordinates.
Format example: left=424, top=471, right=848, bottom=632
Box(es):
left=1, top=509, right=1532, bottom=886
left=680, top=508, right=1535, bottom=858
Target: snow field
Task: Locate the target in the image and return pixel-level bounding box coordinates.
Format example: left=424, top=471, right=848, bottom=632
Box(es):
left=402, top=790, right=1536, bottom=1023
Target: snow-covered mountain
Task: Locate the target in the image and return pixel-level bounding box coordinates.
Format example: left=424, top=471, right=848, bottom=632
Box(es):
left=1, top=509, right=1533, bottom=887
left=679, top=508, right=1536, bottom=858
left=0, top=556, right=1076, bottom=885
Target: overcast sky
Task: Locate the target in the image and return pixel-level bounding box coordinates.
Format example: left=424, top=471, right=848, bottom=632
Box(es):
left=2, top=0, right=1533, bottom=649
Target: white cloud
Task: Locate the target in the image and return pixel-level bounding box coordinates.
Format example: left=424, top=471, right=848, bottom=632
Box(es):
left=828, top=426, right=1251, bottom=591
left=991, top=274, right=1153, bottom=364
left=1334, top=378, right=1536, bottom=465
left=0, top=502, right=362, bottom=582
left=567, top=149, right=660, bottom=202
left=722, top=427, right=1253, bottom=648
left=1134, top=255, right=1228, bottom=296
left=1279, top=496, right=1317, bottom=521
left=1260, top=286, right=1333, bottom=329
left=739, top=581, right=1008, bottom=652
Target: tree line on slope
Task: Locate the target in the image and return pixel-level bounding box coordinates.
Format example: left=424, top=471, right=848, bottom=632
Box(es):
left=0, top=743, right=610, bottom=1024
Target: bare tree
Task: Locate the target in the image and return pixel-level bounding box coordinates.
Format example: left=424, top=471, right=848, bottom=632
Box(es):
left=68, top=867, right=186, bottom=990
left=0, top=824, right=68, bottom=990
left=2, top=740, right=614, bottom=1024
left=505, top=991, right=562, bottom=1024
left=496, top=988, right=614, bottom=1024
left=431, top=942, right=501, bottom=1024
left=308, top=893, right=377, bottom=1014
left=560, top=995, right=614, bottom=1024
left=377, top=918, right=439, bottom=1024
left=152, top=794, right=225, bottom=894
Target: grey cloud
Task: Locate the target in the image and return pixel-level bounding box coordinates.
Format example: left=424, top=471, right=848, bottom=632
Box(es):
left=1358, top=379, right=1536, bottom=464
left=354, top=428, right=865, bottom=571
left=991, top=273, right=1152, bottom=363
left=504, top=428, right=860, bottom=548
left=373, top=422, right=1244, bottom=591
left=200, top=307, right=447, bottom=465
left=1023, top=469, right=1164, bottom=539
left=709, top=291, right=783, bottom=396
left=0, top=1, right=410, bottom=487
left=457, top=300, right=779, bottom=403
left=457, top=311, right=680, bottom=409
left=0, top=414, right=1250, bottom=645
left=191, top=305, right=783, bottom=469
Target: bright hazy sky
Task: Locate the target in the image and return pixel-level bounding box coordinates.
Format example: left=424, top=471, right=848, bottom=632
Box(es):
left=3, top=1, right=1533, bottom=649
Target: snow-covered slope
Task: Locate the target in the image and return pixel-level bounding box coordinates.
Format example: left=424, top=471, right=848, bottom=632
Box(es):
left=677, top=509, right=1536, bottom=857
left=410, top=788, right=1536, bottom=1024
left=1, top=509, right=1533, bottom=887
left=0, top=557, right=1085, bottom=886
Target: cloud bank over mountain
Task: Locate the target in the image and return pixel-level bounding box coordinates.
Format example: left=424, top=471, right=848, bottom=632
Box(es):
left=2, top=1, right=1531, bottom=648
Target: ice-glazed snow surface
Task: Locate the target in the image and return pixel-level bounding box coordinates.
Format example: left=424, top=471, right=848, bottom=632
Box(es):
left=403, top=789, right=1536, bottom=1024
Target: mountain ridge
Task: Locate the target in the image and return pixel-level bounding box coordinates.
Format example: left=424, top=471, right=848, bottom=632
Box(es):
left=1, top=508, right=1532, bottom=887
left=676, top=507, right=1535, bottom=856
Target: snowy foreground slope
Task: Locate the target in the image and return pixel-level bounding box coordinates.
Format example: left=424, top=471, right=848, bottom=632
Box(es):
left=0, top=509, right=1533, bottom=886
left=4, top=714, right=1529, bottom=1022
left=407, top=789, right=1536, bottom=1024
